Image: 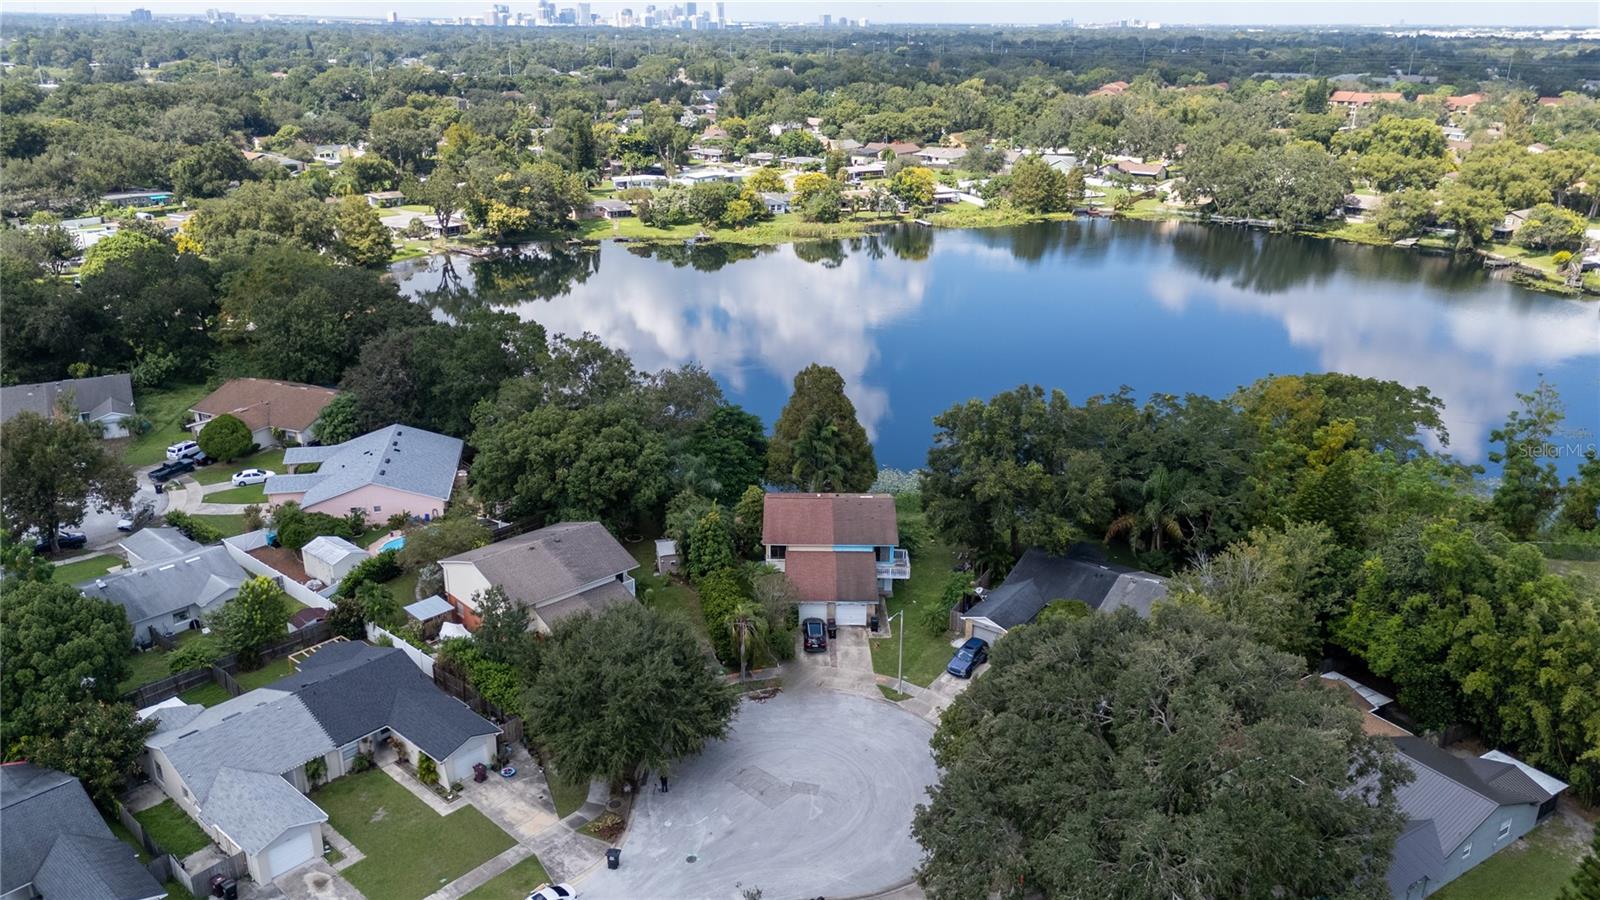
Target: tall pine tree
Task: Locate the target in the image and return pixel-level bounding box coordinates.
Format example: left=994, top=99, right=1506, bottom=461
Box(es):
left=766, top=364, right=876, bottom=492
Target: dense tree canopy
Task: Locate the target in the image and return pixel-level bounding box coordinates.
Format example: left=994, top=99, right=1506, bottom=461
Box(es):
left=0, top=412, right=136, bottom=551
left=767, top=364, right=876, bottom=492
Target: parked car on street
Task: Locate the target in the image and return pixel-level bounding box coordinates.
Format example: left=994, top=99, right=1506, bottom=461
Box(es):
left=33, top=531, right=87, bottom=554
left=150, top=458, right=195, bottom=483
left=231, top=468, right=276, bottom=486
left=525, top=884, right=576, bottom=900
left=165, top=440, right=201, bottom=460
left=117, top=503, right=155, bottom=532
left=802, top=617, right=828, bottom=653
left=946, top=637, right=990, bottom=679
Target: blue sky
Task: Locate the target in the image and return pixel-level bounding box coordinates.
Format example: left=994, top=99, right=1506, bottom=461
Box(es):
left=15, top=0, right=1599, bottom=25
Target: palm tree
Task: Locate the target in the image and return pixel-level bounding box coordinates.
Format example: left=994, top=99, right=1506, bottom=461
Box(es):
left=726, top=597, right=769, bottom=680
left=791, top=415, right=847, bottom=492
left=1104, top=466, right=1198, bottom=554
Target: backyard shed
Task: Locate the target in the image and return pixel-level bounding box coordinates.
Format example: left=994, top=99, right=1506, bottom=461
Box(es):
left=655, top=539, right=680, bottom=575
left=302, top=536, right=371, bottom=586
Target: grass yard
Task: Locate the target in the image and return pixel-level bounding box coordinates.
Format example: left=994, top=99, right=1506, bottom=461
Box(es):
left=203, top=483, right=266, bottom=504
left=122, top=383, right=210, bottom=467
left=236, top=657, right=297, bottom=691
left=190, top=448, right=287, bottom=485
left=105, top=815, right=150, bottom=862
left=133, top=800, right=212, bottom=857
left=576, top=207, right=902, bottom=245
left=626, top=537, right=712, bottom=649
left=314, top=768, right=515, bottom=900
left=53, top=553, right=123, bottom=585
left=387, top=569, right=421, bottom=607
left=868, top=496, right=961, bottom=687
left=1434, top=816, right=1589, bottom=900
left=877, top=684, right=912, bottom=702
left=119, top=629, right=205, bottom=693
left=462, top=853, right=552, bottom=900
left=178, top=680, right=230, bottom=707
left=163, top=881, right=196, bottom=900
left=544, top=763, right=590, bottom=819
left=187, top=514, right=251, bottom=537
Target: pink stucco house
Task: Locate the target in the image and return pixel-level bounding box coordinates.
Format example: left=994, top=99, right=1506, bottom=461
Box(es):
left=263, top=424, right=463, bottom=522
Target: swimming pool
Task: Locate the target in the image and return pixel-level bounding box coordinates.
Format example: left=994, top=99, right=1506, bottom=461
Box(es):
left=380, top=536, right=405, bottom=552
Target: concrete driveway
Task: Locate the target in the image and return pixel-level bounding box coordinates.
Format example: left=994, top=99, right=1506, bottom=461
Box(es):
left=273, top=860, right=363, bottom=900
left=576, top=688, right=938, bottom=900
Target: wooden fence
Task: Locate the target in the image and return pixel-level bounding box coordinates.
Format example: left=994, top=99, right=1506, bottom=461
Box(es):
left=432, top=660, right=524, bottom=750
left=114, top=801, right=178, bottom=887
left=123, top=621, right=334, bottom=708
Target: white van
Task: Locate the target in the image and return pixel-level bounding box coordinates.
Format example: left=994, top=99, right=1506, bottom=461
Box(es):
left=166, top=440, right=201, bottom=460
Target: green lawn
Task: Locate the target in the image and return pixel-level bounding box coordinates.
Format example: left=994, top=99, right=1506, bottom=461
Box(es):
left=869, top=496, right=960, bottom=687
left=877, top=684, right=912, bottom=702
left=314, top=768, right=516, bottom=900
left=163, top=880, right=196, bottom=900
left=119, top=629, right=206, bottom=693
left=54, top=553, right=122, bottom=585
left=626, top=538, right=712, bottom=649
left=191, top=448, right=287, bottom=485
left=132, top=800, right=212, bottom=858
left=203, top=483, right=266, bottom=504
left=387, top=569, right=421, bottom=607
left=178, top=680, right=230, bottom=707
left=544, top=764, right=590, bottom=818
left=236, top=656, right=297, bottom=691
left=188, top=514, right=251, bottom=537
left=1435, top=817, right=1588, bottom=900
left=105, top=815, right=150, bottom=862
left=122, top=383, right=210, bottom=467
left=462, top=853, right=552, bottom=900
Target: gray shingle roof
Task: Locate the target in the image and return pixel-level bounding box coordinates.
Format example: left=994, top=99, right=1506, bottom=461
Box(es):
left=443, top=522, right=637, bottom=609
left=79, top=545, right=247, bottom=626
left=272, top=642, right=498, bottom=761
left=268, top=424, right=462, bottom=508
left=148, top=691, right=334, bottom=806
left=118, top=527, right=202, bottom=566
left=0, top=374, right=134, bottom=424
left=1386, top=818, right=1446, bottom=898
left=533, top=578, right=636, bottom=630
left=203, top=767, right=327, bottom=854
left=1, top=762, right=166, bottom=900
left=962, top=545, right=1169, bottom=630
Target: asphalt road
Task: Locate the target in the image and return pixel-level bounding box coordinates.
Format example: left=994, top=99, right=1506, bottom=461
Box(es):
left=578, top=686, right=938, bottom=900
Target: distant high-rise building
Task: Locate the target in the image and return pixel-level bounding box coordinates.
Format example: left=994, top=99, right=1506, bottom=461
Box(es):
left=129, top=7, right=152, bottom=20
left=820, top=13, right=831, bottom=26
left=577, top=2, right=591, bottom=24
left=387, top=10, right=399, bottom=23
left=715, top=2, right=724, bottom=24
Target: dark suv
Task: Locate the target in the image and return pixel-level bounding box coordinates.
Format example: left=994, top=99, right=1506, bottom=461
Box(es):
left=946, top=637, right=989, bottom=679
left=149, top=458, right=195, bottom=484
left=802, top=617, right=828, bottom=653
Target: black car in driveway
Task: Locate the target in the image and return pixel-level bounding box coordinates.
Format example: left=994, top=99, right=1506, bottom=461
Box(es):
left=946, top=637, right=989, bottom=679
left=802, top=617, right=828, bottom=653
left=149, top=458, right=195, bottom=484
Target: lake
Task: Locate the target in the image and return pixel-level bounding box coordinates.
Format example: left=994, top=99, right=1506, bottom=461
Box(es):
left=392, top=219, right=1600, bottom=475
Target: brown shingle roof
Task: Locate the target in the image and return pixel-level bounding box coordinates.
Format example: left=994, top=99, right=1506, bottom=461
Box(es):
left=762, top=493, right=898, bottom=546
left=190, top=379, right=339, bottom=434
left=784, top=550, right=880, bottom=603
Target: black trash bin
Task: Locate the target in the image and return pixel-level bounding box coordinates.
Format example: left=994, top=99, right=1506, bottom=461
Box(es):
left=209, top=875, right=238, bottom=899
left=473, top=763, right=488, bottom=783
left=606, top=848, right=621, bottom=870
left=869, top=614, right=880, bottom=632
left=826, top=618, right=837, bottom=639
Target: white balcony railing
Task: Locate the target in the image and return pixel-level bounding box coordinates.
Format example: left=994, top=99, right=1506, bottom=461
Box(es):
left=876, top=548, right=911, bottom=579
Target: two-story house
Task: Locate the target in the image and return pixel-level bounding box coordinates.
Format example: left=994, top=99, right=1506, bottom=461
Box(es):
left=761, top=493, right=909, bottom=627
left=439, top=522, right=639, bottom=632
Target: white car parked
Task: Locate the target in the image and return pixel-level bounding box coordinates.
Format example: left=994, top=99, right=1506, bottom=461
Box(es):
left=166, top=440, right=201, bottom=460
left=231, top=468, right=276, bottom=486
left=525, top=884, right=576, bottom=900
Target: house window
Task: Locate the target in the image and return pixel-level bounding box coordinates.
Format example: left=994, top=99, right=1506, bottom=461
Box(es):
left=1461, top=842, right=1472, bottom=860
left=1498, top=820, right=1512, bottom=841
left=770, top=545, right=786, bottom=560
left=172, top=611, right=187, bottom=624
left=372, top=505, right=382, bottom=512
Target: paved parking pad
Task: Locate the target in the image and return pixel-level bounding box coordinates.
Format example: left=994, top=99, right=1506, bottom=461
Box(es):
left=578, top=688, right=938, bottom=900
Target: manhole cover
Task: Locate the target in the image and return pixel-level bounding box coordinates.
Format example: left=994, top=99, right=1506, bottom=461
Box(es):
left=607, top=798, right=623, bottom=810
left=686, top=855, right=698, bottom=863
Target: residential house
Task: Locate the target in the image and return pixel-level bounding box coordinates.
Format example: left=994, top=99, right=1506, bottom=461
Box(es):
left=118, top=527, right=200, bottom=567
left=915, top=146, right=968, bottom=167
left=1493, top=207, right=1536, bottom=239
left=312, top=144, right=356, bottom=166
left=1344, top=193, right=1385, bottom=221
left=828, top=138, right=862, bottom=153
left=188, top=378, right=339, bottom=448
left=959, top=545, right=1168, bottom=645
left=142, top=642, right=498, bottom=884
left=0, top=374, right=136, bottom=437
left=1089, top=80, right=1130, bottom=97
left=761, top=192, right=795, bottom=215
left=264, top=424, right=463, bottom=522
left=586, top=198, right=634, bottom=220
left=301, top=535, right=370, bottom=586
left=769, top=120, right=804, bottom=136
left=379, top=211, right=464, bottom=237
left=745, top=151, right=776, bottom=165
left=79, top=545, right=249, bottom=647
left=1383, top=737, right=1567, bottom=898
left=885, top=141, right=921, bottom=157
left=101, top=189, right=173, bottom=206
left=688, top=145, right=726, bottom=163
left=844, top=162, right=887, bottom=182
left=1, top=762, right=167, bottom=900
left=1111, top=159, right=1169, bottom=180
left=1329, top=90, right=1405, bottom=112
left=700, top=125, right=729, bottom=142
left=244, top=151, right=306, bottom=173
left=761, top=493, right=908, bottom=627
left=673, top=167, right=745, bottom=186
left=364, top=190, right=406, bottom=207
left=439, top=521, right=638, bottom=632
left=781, top=155, right=823, bottom=169
left=1444, top=93, right=1485, bottom=115
left=612, top=173, right=668, bottom=190
left=1041, top=153, right=1079, bottom=174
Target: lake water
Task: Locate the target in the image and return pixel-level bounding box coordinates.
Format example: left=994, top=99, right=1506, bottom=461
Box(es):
left=392, top=219, right=1600, bottom=475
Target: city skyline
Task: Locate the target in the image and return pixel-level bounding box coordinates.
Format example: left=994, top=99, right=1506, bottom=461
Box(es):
left=9, top=0, right=1598, bottom=27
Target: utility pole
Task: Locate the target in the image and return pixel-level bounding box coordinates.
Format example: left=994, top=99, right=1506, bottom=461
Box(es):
left=889, top=610, right=906, bottom=692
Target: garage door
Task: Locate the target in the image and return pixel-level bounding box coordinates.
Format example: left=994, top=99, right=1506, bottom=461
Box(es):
left=797, top=603, right=828, bottom=622
left=261, top=826, right=316, bottom=880
left=971, top=623, right=1005, bottom=646
left=835, top=603, right=871, bottom=627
